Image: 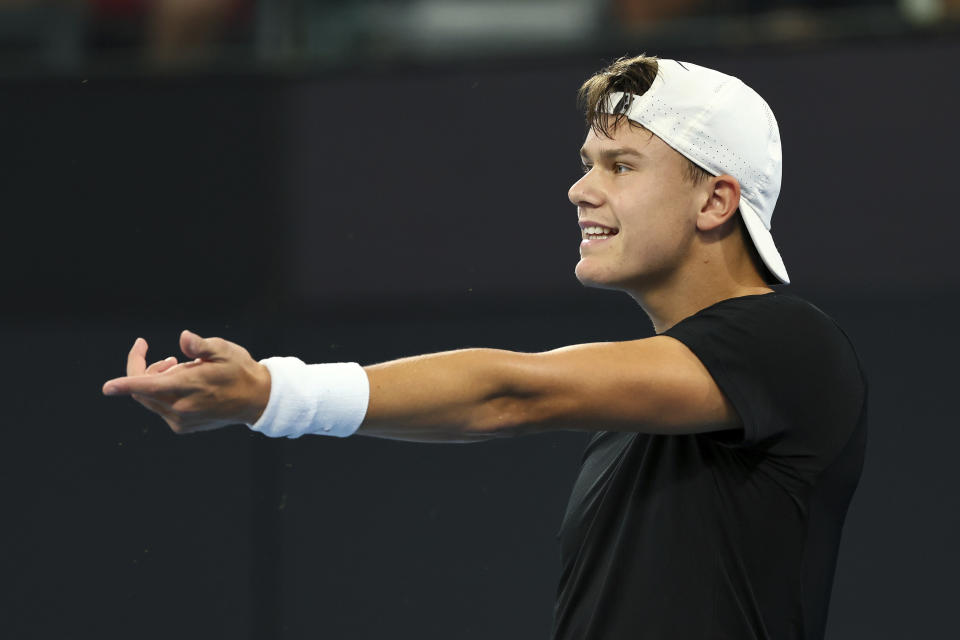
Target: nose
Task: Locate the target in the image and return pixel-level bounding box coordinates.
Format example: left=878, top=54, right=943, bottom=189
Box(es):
left=568, top=171, right=601, bottom=209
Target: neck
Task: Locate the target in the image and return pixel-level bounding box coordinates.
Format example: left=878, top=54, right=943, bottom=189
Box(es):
left=626, top=239, right=774, bottom=334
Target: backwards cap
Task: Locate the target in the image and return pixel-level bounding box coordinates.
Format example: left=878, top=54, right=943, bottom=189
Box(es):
left=600, top=59, right=789, bottom=284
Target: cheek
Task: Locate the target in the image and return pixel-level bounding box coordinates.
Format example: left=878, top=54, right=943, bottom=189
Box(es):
left=618, top=206, right=692, bottom=267
left=615, top=198, right=671, bottom=246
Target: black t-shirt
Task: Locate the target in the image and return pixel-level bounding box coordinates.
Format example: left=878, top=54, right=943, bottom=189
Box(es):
left=552, top=290, right=868, bottom=640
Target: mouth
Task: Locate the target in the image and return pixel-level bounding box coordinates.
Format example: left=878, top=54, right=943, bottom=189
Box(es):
left=581, top=225, right=619, bottom=241
left=579, top=221, right=620, bottom=246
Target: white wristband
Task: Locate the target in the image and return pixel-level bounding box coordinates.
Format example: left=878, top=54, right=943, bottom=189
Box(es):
left=245, top=357, right=370, bottom=439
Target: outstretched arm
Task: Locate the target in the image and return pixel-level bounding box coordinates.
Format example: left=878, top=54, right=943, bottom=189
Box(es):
left=103, top=331, right=739, bottom=441
left=360, top=338, right=739, bottom=441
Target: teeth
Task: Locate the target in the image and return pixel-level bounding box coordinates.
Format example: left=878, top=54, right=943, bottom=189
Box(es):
left=584, top=226, right=614, bottom=235
left=582, top=225, right=617, bottom=239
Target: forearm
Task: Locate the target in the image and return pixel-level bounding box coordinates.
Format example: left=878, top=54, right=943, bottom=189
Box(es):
left=357, top=348, right=530, bottom=443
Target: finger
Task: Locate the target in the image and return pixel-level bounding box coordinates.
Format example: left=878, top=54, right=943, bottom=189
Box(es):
left=103, top=372, right=188, bottom=398
left=126, top=337, right=149, bottom=377
left=146, top=356, right=178, bottom=375
left=132, top=392, right=172, bottom=416
left=131, top=393, right=186, bottom=433
left=180, top=330, right=229, bottom=361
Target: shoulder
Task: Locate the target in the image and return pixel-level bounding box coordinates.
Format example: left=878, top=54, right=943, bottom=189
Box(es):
left=662, top=290, right=866, bottom=451
left=666, top=290, right=860, bottom=364
left=671, top=290, right=826, bottom=327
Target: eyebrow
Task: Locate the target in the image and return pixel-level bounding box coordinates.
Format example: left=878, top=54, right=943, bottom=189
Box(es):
left=579, top=147, right=645, bottom=162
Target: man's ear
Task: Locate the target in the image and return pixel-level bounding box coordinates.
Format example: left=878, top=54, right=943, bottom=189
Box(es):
left=696, top=175, right=741, bottom=232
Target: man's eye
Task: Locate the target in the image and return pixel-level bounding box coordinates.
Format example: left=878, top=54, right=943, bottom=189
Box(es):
left=614, top=163, right=630, bottom=174
left=580, top=164, right=592, bottom=174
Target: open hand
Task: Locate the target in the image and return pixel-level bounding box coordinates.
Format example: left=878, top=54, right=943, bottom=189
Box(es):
left=102, top=330, right=271, bottom=434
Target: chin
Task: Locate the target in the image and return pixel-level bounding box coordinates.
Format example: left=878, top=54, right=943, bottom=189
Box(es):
left=575, top=264, right=626, bottom=292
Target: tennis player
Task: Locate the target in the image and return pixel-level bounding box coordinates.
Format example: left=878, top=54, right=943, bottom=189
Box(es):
left=103, top=55, right=867, bottom=639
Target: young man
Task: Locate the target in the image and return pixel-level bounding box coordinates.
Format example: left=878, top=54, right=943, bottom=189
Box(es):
left=103, top=56, right=868, bottom=639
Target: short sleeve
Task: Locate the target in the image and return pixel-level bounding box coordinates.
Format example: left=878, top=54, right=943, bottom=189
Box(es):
left=662, top=292, right=866, bottom=461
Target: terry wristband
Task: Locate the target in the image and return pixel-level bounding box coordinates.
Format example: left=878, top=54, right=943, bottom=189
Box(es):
left=246, top=357, right=370, bottom=439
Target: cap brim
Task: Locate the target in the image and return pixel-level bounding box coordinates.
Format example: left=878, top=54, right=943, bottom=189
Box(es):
left=739, top=199, right=790, bottom=284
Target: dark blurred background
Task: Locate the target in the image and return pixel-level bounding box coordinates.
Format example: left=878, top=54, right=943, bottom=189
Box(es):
left=2, top=1, right=959, bottom=638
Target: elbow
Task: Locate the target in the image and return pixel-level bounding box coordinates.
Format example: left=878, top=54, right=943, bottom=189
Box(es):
left=463, top=393, right=551, bottom=439
left=460, top=349, right=555, bottom=439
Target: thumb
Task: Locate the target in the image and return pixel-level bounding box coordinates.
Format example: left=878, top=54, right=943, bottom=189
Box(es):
left=180, top=329, right=225, bottom=360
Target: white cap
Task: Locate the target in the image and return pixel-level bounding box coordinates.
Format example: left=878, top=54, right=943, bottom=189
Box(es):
left=600, top=59, right=789, bottom=284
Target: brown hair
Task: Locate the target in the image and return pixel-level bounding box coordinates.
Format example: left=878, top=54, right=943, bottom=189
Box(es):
left=577, top=55, right=711, bottom=186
